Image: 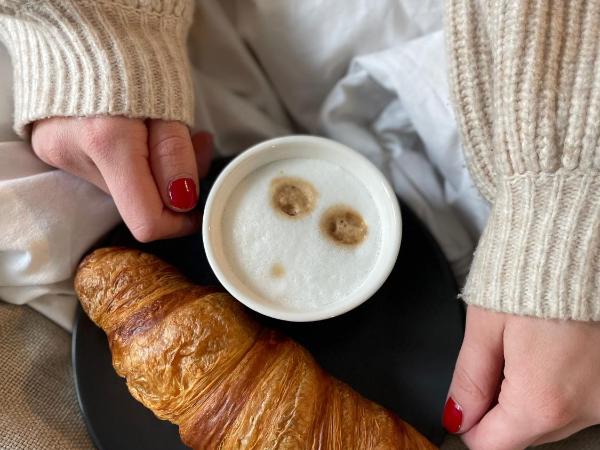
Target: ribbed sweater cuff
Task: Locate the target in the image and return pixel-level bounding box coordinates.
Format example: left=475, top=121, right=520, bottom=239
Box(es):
left=1, top=1, right=194, bottom=137
left=463, top=171, right=600, bottom=321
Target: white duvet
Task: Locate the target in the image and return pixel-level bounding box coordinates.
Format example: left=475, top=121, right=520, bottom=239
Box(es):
left=0, top=0, right=489, bottom=330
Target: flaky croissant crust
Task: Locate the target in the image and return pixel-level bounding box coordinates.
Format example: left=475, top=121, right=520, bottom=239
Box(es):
left=75, top=247, right=436, bottom=450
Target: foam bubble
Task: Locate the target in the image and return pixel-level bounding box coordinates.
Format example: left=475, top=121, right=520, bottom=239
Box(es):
left=221, top=158, right=382, bottom=311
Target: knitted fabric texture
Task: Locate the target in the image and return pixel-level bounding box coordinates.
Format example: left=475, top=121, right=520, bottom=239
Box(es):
left=0, top=0, right=195, bottom=137
left=446, top=0, right=600, bottom=320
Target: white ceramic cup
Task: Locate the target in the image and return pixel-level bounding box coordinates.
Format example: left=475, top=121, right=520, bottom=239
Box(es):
left=203, top=135, right=401, bottom=321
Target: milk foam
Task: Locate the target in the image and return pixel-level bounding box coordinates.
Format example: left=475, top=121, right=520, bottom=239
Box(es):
left=221, top=158, right=382, bottom=310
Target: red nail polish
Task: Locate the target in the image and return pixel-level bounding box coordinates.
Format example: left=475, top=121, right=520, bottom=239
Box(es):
left=442, top=397, right=463, bottom=434
left=168, top=177, right=197, bottom=210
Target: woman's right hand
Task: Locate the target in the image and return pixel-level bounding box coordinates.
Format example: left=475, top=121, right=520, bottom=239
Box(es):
left=31, top=116, right=213, bottom=242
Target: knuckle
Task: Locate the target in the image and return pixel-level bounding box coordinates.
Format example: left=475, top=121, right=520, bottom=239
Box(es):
left=31, top=142, right=50, bottom=164
left=130, top=225, right=156, bottom=243
left=33, top=140, right=69, bottom=168
left=452, top=365, right=490, bottom=403
left=129, top=219, right=162, bottom=243
left=151, top=134, right=190, bottom=162
left=535, top=394, right=574, bottom=430
left=81, top=124, right=113, bottom=161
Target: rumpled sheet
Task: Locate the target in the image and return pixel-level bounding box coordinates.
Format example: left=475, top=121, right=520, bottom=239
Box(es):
left=0, top=0, right=489, bottom=330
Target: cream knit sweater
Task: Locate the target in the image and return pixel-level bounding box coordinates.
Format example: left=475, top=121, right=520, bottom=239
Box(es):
left=447, top=0, right=600, bottom=320
left=0, top=0, right=194, bottom=137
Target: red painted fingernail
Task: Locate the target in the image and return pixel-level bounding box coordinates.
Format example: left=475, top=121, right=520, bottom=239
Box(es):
left=168, top=177, right=198, bottom=210
left=442, top=397, right=463, bottom=434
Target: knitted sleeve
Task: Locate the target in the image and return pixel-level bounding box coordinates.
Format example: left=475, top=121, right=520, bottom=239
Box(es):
left=0, top=0, right=194, bottom=137
left=446, top=0, right=600, bottom=320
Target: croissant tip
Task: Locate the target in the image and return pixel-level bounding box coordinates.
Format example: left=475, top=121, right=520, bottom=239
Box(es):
left=74, top=247, right=136, bottom=310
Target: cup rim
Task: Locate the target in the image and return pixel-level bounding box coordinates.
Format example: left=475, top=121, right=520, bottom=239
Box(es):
left=203, top=135, right=401, bottom=322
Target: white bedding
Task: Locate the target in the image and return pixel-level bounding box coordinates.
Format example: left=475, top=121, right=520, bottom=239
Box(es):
left=0, top=0, right=489, bottom=330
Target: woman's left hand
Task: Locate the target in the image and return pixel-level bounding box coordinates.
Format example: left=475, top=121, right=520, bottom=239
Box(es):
left=443, top=305, right=600, bottom=450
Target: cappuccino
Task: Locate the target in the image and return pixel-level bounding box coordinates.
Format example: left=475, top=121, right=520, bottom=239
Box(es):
left=221, top=157, right=382, bottom=310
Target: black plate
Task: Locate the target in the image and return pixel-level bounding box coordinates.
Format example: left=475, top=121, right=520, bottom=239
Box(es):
left=73, top=157, right=464, bottom=449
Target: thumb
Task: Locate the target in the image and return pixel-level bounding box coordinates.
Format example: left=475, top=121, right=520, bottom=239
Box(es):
left=443, top=306, right=505, bottom=434
left=148, top=120, right=199, bottom=212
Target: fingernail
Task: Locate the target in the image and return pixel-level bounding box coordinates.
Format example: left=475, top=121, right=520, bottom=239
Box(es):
left=168, top=177, right=198, bottom=210
left=442, top=397, right=463, bottom=434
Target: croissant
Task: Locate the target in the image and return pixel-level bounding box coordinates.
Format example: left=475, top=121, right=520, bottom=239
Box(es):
left=74, top=247, right=436, bottom=450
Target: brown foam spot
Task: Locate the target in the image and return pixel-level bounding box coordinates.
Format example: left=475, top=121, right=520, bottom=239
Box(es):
left=320, top=205, right=368, bottom=246
left=270, top=177, right=317, bottom=218
left=270, top=263, right=285, bottom=278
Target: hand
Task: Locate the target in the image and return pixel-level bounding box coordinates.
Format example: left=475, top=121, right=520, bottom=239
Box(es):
left=444, top=306, right=600, bottom=450
left=31, top=117, right=213, bottom=242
